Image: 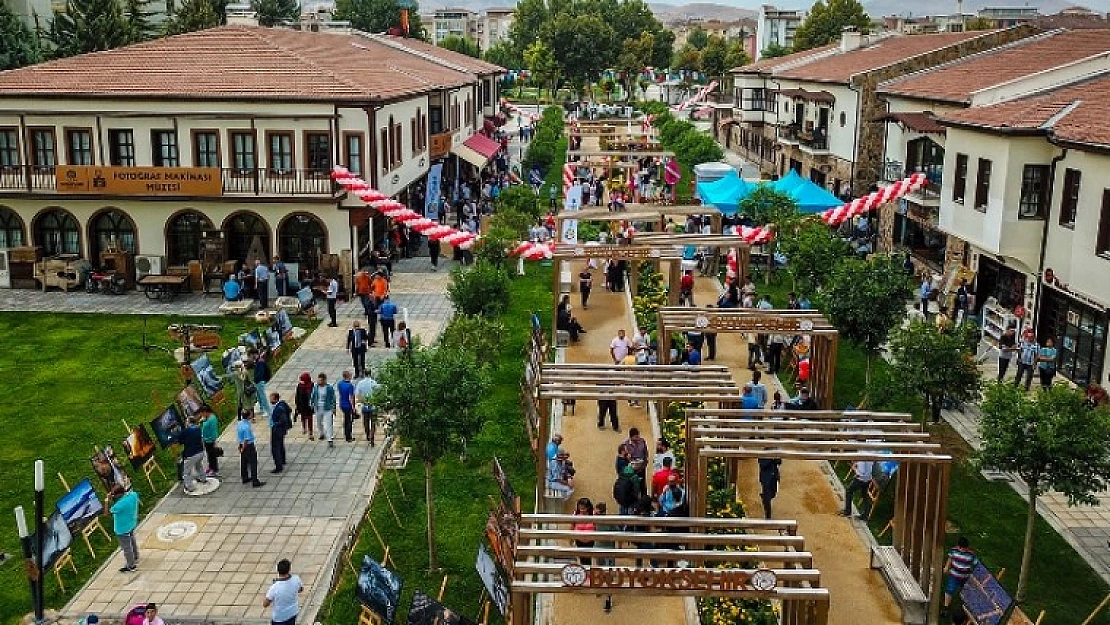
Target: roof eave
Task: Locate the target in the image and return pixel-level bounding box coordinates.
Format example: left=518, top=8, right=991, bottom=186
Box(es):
left=936, top=118, right=1046, bottom=137
left=876, top=90, right=972, bottom=106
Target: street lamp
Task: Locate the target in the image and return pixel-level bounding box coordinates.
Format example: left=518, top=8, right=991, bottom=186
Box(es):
left=14, top=505, right=40, bottom=621
left=34, top=459, right=45, bottom=625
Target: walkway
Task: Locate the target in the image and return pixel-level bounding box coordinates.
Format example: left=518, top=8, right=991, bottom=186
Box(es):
left=62, top=257, right=455, bottom=624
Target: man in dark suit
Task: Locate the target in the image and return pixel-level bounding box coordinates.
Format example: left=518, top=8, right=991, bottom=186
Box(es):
left=346, top=321, right=370, bottom=378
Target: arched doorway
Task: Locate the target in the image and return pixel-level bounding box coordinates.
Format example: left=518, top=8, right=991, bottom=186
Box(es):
left=0, top=206, right=25, bottom=249
left=223, top=210, right=270, bottom=264
left=33, top=208, right=80, bottom=256
left=88, top=208, right=137, bottom=261
left=165, top=210, right=213, bottom=266
left=278, top=212, right=327, bottom=270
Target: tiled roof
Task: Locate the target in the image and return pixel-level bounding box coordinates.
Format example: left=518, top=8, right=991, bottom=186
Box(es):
left=775, top=31, right=992, bottom=83
left=875, top=112, right=946, bottom=134
left=0, top=26, right=502, bottom=102
left=880, top=29, right=1110, bottom=103
left=370, top=33, right=505, bottom=76
left=939, top=71, right=1110, bottom=148
left=732, top=44, right=838, bottom=74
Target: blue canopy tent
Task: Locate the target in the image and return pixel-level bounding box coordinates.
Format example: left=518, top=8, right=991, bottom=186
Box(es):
left=696, top=170, right=752, bottom=215
left=771, top=169, right=805, bottom=194
left=788, top=178, right=843, bottom=214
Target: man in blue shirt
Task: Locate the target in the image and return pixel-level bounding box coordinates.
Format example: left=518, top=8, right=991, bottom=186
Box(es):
left=740, top=385, right=760, bottom=410
left=254, top=259, right=271, bottom=309
left=223, top=275, right=242, bottom=301
left=337, top=370, right=357, bottom=443
left=684, top=343, right=702, bottom=366
left=355, top=372, right=380, bottom=445
left=379, top=295, right=398, bottom=348
left=178, top=417, right=208, bottom=493
left=237, top=409, right=265, bottom=488
left=546, top=434, right=563, bottom=461
left=108, top=485, right=140, bottom=572
left=272, top=256, right=288, bottom=297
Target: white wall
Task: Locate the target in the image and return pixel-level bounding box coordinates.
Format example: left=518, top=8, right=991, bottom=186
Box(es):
left=1042, top=149, right=1110, bottom=305
left=373, top=95, right=431, bottom=198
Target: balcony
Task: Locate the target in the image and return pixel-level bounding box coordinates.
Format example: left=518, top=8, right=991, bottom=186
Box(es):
left=882, top=161, right=941, bottom=206
left=0, top=166, right=337, bottom=197
left=799, top=129, right=829, bottom=155
left=778, top=124, right=801, bottom=145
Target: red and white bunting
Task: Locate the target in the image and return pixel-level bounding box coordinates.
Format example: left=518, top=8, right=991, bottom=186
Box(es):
left=820, top=173, right=927, bottom=227
left=675, top=80, right=719, bottom=112
left=737, top=225, right=774, bottom=245
left=563, top=163, right=575, bottom=193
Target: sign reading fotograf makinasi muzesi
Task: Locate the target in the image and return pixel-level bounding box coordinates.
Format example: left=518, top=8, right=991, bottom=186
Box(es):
left=559, top=565, right=777, bottom=592
left=55, top=166, right=223, bottom=197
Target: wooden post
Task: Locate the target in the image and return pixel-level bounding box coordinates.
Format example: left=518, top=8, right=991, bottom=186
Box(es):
left=537, top=388, right=551, bottom=498
left=667, top=259, right=680, bottom=306
left=927, top=463, right=952, bottom=625
left=510, top=591, right=530, bottom=625
left=551, top=258, right=562, bottom=346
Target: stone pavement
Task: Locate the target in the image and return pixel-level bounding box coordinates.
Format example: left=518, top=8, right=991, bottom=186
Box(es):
left=62, top=256, right=455, bottom=624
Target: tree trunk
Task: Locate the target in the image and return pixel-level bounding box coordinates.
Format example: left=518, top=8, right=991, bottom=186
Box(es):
left=1016, top=485, right=1037, bottom=604
left=930, top=395, right=943, bottom=424
left=865, top=353, right=873, bottom=384
left=424, top=460, right=440, bottom=571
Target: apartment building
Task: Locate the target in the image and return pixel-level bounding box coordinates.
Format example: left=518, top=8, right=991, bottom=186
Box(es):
left=430, top=8, right=479, bottom=45
left=0, top=26, right=502, bottom=274
left=755, top=5, right=805, bottom=59
left=480, top=8, right=514, bottom=51
left=978, top=5, right=1042, bottom=27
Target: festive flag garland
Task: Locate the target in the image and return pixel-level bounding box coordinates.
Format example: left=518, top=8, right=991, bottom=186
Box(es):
left=820, top=173, right=927, bottom=227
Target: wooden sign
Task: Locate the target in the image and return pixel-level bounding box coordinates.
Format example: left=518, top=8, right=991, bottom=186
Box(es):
left=55, top=166, right=223, bottom=196
left=559, top=565, right=776, bottom=592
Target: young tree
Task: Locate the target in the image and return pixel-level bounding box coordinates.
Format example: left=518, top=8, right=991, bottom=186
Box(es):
left=885, top=321, right=982, bottom=424
left=615, top=31, right=654, bottom=101
left=724, top=39, right=751, bottom=71
left=672, top=44, right=701, bottom=74
left=686, top=25, right=709, bottom=50
left=447, top=261, right=512, bottom=316
left=760, top=42, right=791, bottom=59
left=123, top=0, right=155, bottom=42
left=820, top=254, right=913, bottom=381
left=483, top=41, right=520, bottom=68
left=739, top=186, right=801, bottom=281
left=523, top=40, right=558, bottom=102
left=673, top=131, right=723, bottom=169
left=49, top=0, right=128, bottom=57
left=373, top=344, right=490, bottom=571
left=979, top=383, right=1110, bottom=607
left=162, top=0, right=218, bottom=35
left=250, top=0, right=298, bottom=27
left=776, top=218, right=851, bottom=293
left=792, top=0, right=871, bottom=52
left=0, top=2, right=41, bottom=69
left=699, top=35, right=728, bottom=80
left=437, top=315, right=506, bottom=369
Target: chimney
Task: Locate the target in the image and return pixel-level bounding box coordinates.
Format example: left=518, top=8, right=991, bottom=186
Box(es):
left=841, top=26, right=863, bottom=53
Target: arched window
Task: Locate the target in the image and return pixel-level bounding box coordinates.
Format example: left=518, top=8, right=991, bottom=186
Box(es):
left=278, top=213, right=327, bottom=270
left=166, top=210, right=213, bottom=266
left=0, top=207, right=25, bottom=249
left=89, top=208, right=137, bottom=260
left=33, top=208, right=80, bottom=256
left=223, top=211, right=270, bottom=263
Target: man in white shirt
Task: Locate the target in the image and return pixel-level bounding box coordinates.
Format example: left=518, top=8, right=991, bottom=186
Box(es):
left=264, top=559, right=303, bottom=625
left=326, top=275, right=339, bottom=327
left=840, top=460, right=874, bottom=519
left=654, top=438, right=676, bottom=473
left=610, top=329, right=632, bottom=364
left=254, top=260, right=271, bottom=309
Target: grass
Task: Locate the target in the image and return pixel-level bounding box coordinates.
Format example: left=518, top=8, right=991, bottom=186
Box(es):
left=0, top=312, right=312, bottom=625
left=320, top=266, right=552, bottom=625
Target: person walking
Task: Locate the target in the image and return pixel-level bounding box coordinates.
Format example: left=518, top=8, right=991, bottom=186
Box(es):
left=254, top=259, right=270, bottom=309
left=237, top=409, right=265, bottom=488
left=1037, top=337, right=1058, bottom=389
left=758, top=458, right=781, bottom=520
left=941, top=537, right=979, bottom=617
left=272, top=256, right=288, bottom=297
left=264, top=559, right=304, bottom=625
left=325, top=274, right=339, bottom=327
left=108, top=485, right=140, bottom=572
left=354, top=268, right=372, bottom=313
left=609, top=329, right=632, bottom=364
left=597, top=396, right=619, bottom=431
left=1013, top=329, right=1039, bottom=391
left=346, top=321, right=369, bottom=378
left=750, top=370, right=768, bottom=408
left=578, top=267, right=592, bottom=309
left=356, top=372, right=380, bottom=445
left=269, top=392, right=292, bottom=473
left=996, top=325, right=1017, bottom=381
left=840, top=459, right=873, bottom=518
left=337, top=371, right=357, bottom=443
left=199, top=406, right=221, bottom=477
left=178, top=417, right=208, bottom=493
left=428, top=237, right=441, bottom=271
left=254, top=350, right=272, bottom=419
left=379, top=295, right=398, bottom=347
left=294, top=372, right=314, bottom=438
left=311, top=373, right=337, bottom=448
left=919, top=274, right=931, bottom=319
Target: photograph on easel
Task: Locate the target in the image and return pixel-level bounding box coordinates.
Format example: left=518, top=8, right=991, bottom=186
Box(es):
left=122, top=424, right=157, bottom=469
left=491, top=457, right=517, bottom=513
left=191, top=354, right=225, bottom=396
left=56, top=479, right=104, bottom=528
left=276, top=309, right=293, bottom=338
left=177, top=386, right=204, bottom=419
left=356, top=555, right=404, bottom=623
left=266, top=327, right=282, bottom=352
left=31, top=510, right=73, bottom=569
left=91, top=446, right=132, bottom=492
left=407, top=589, right=477, bottom=625
left=222, top=346, right=244, bottom=372
left=475, top=542, right=510, bottom=617
left=150, top=404, right=184, bottom=449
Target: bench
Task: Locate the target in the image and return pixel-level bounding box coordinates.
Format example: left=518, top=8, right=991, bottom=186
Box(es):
left=960, top=563, right=1040, bottom=625
left=543, top=486, right=573, bottom=511
left=871, top=545, right=927, bottom=625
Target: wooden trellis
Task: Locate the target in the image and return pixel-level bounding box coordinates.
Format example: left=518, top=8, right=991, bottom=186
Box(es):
left=549, top=243, right=685, bottom=323
left=656, top=308, right=838, bottom=409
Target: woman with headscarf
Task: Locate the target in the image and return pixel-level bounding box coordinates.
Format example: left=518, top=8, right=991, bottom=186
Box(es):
left=295, top=372, right=314, bottom=438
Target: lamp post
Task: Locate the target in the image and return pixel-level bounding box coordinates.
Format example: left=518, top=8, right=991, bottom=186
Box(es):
left=14, top=506, right=40, bottom=622
left=34, top=459, right=45, bottom=625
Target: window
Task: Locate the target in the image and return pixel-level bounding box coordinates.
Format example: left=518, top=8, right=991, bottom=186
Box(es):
left=1098, top=190, right=1110, bottom=257
left=380, top=128, right=389, bottom=173
left=344, top=132, right=364, bottom=176
left=974, top=158, right=992, bottom=210
left=0, top=129, right=18, bottom=168
left=411, top=118, right=417, bottom=155
left=192, top=131, right=220, bottom=168
left=430, top=108, right=443, bottom=134
left=1018, top=164, right=1049, bottom=219
left=0, top=207, right=24, bottom=248
left=65, top=129, right=93, bottom=165
left=29, top=128, right=56, bottom=169
left=393, top=120, right=403, bottom=167
left=267, top=132, right=293, bottom=173
left=34, top=208, right=79, bottom=256
left=151, top=130, right=179, bottom=167
left=108, top=130, right=135, bottom=167
left=166, top=210, right=213, bottom=266
left=304, top=132, right=330, bottom=173
left=1060, top=168, right=1081, bottom=228
left=952, top=153, right=968, bottom=203
left=230, top=131, right=256, bottom=171
left=89, top=209, right=136, bottom=260
left=279, top=213, right=327, bottom=269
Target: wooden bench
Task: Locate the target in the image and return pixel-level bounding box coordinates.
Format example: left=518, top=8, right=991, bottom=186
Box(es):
left=871, top=545, right=927, bottom=625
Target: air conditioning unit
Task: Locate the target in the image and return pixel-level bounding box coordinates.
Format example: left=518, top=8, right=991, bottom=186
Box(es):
left=135, top=255, right=166, bottom=278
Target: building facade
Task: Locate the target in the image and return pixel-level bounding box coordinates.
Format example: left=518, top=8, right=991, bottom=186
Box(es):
left=755, top=5, right=805, bottom=59
left=430, top=8, right=479, bottom=45
left=479, top=8, right=514, bottom=51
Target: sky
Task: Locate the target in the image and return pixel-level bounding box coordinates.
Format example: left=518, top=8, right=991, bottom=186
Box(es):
left=656, top=0, right=1110, bottom=12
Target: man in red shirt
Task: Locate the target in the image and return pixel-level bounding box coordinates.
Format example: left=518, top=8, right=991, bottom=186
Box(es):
left=652, top=456, right=678, bottom=496
left=679, top=270, right=695, bottom=306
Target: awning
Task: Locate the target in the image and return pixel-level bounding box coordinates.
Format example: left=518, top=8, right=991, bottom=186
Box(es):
left=875, top=112, right=946, bottom=134
left=451, top=143, right=488, bottom=167
left=778, top=88, right=835, bottom=104
left=464, top=133, right=502, bottom=160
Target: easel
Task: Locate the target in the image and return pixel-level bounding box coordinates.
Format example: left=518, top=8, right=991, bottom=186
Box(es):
left=51, top=549, right=77, bottom=593
left=123, top=419, right=167, bottom=492
left=374, top=452, right=404, bottom=528
left=56, top=473, right=111, bottom=558
left=354, top=546, right=396, bottom=625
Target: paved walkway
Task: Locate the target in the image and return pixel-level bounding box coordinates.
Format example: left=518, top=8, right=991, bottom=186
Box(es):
left=62, top=257, right=455, bottom=624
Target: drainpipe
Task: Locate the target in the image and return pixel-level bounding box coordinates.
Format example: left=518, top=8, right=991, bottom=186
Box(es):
left=1031, top=146, right=1068, bottom=331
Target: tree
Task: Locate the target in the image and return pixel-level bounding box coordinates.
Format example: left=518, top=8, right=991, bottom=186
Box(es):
left=760, top=43, right=791, bottom=59
left=523, top=40, right=558, bottom=102
left=483, top=41, right=520, bottom=68
left=162, top=0, right=218, bottom=35
left=792, top=0, right=871, bottom=52
left=739, top=186, right=801, bottom=281
left=508, top=0, right=549, bottom=57
left=374, top=344, right=490, bottom=571
left=700, top=35, right=728, bottom=80
left=673, top=131, right=723, bottom=169
left=724, top=39, right=751, bottom=71
left=447, top=261, right=512, bottom=316
left=686, top=25, right=709, bottom=50
left=251, top=0, right=298, bottom=27
left=0, top=2, right=41, bottom=69
left=820, top=254, right=913, bottom=381
left=615, top=31, right=654, bottom=102
left=334, top=0, right=424, bottom=37
left=964, top=16, right=995, bottom=31
left=438, top=34, right=480, bottom=58
left=49, top=0, right=128, bottom=58
left=979, top=383, right=1110, bottom=607
left=599, top=77, right=616, bottom=102
left=776, top=218, right=851, bottom=293
left=672, top=44, right=701, bottom=74
left=885, top=321, right=982, bottom=424
left=544, top=12, right=617, bottom=98
left=437, top=315, right=506, bottom=369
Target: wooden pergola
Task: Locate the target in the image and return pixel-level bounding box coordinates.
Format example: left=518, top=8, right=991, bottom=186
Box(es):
left=656, top=308, right=838, bottom=409
left=567, top=149, right=676, bottom=159
left=687, top=408, right=952, bottom=622
left=509, top=514, right=831, bottom=625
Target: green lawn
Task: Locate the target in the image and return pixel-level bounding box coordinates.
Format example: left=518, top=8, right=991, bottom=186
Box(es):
left=0, top=312, right=308, bottom=625
left=320, top=266, right=551, bottom=625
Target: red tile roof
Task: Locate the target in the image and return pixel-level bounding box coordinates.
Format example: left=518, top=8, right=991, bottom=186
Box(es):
left=880, top=29, right=1110, bottom=104
left=0, top=26, right=502, bottom=102
left=875, top=112, right=946, bottom=134
left=939, top=71, right=1110, bottom=148
left=370, top=33, right=505, bottom=76
left=775, top=31, right=993, bottom=83
left=732, top=44, right=838, bottom=74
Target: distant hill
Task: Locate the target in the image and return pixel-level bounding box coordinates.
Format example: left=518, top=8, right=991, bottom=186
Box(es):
left=649, top=2, right=757, bottom=23
left=863, top=0, right=1108, bottom=17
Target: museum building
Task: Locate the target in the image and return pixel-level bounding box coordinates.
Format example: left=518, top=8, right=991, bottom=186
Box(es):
left=0, top=25, right=503, bottom=284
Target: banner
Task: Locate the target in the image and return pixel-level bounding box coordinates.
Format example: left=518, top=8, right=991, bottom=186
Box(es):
left=425, top=162, right=443, bottom=220
left=56, top=166, right=222, bottom=196
left=561, top=181, right=583, bottom=244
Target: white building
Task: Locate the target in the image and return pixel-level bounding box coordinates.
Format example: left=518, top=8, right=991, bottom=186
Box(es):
left=431, top=7, right=478, bottom=45
left=0, top=26, right=503, bottom=277
left=755, top=4, right=805, bottom=60
left=479, top=8, right=514, bottom=52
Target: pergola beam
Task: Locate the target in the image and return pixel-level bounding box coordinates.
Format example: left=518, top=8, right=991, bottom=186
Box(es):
left=518, top=529, right=799, bottom=545
left=690, top=428, right=932, bottom=442
left=689, top=419, right=921, bottom=430
left=511, top=581, right=831, bottom=601
left=694, top=438, right=943, bottom=452
left=515, top=546, right=813, bottom=565
left=687, top=409, right=914, bottom=421
left=697, top=447, right=952, bottom=462
left=567, top=149, right=676, bottom=158
left=522, top=514, right=797, bottom=531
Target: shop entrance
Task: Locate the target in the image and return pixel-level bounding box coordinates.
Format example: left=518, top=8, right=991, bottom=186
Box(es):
left=974, top=256, right=1026, bottom=315
left=1036, top=284, right=1108, bottom=386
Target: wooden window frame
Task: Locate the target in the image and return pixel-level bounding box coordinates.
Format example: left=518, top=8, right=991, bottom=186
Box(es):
left=974, top=158, right=991, bottom=212
left=229, top=130, right=257, bottom=175
left=64, top=127, right=94, bottom=166
left=1059, top=168, right=1082, bottom=229
left=952, top=153, right=968, bottom=204
left=411, top=117, right=418, bottom=156
left=393, top=120, right=403, bottom=168
left=303, top=130, right=332, bottom=175
left=1018, top=164, right=1049, bottom=220
left=190, top=129, right=221, bottom=169
left=27, top=127, right=57, bottom=170
left=265, top=130, right=294, bottom=175
left=107, top=129, right=136, bottom=167
left=0, top=126, right=20, bottom=169
left=380, top=127, right=389, bottom=174
left=343, top=131, right=365, bottom=177
left=1097, top=189, right=1110, bottom=259
left=151, top=129, right=179, bottom=167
